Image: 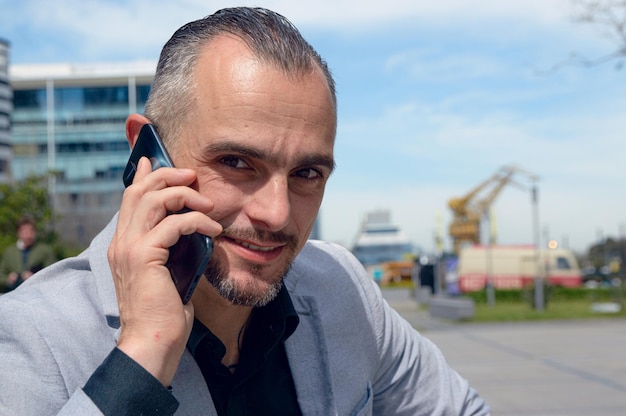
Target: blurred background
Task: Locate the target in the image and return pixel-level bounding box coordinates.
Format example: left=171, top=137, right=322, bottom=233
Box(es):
left=1, top=0, right=625, bottom=284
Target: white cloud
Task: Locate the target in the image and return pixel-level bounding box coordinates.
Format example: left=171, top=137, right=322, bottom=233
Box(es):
left=263, top=0, right=574, bottom=29
left=4, top=0, right=625, bottom=256
left=329, top=80, right=626, bottom=254
left=386, top=49, right=508, bottom=83
left=3, top=0, right=583, bottom=63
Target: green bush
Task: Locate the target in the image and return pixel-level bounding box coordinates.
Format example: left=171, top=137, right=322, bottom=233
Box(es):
left=464, top=289, right=524, bottom=304
left=549, top=285, right=624, bottom=302
left=465, top=285, right=625, bottom=305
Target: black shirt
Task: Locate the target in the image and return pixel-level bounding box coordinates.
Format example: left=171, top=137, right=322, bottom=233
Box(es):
left=186, top=285, right=302, bottom=416
left=84, top=286, right=301, bottom=415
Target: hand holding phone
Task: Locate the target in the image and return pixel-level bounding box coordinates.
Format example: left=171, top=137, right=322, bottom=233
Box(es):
left=123, top=124, right=212, bottom=303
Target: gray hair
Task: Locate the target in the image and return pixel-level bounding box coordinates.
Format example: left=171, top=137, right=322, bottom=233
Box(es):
left=144, top=7, right=336, bottom=149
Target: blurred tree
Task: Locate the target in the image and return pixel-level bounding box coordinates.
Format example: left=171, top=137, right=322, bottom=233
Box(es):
left=545, top=1, right=626, bottom=72
left=587, top=237, right=626, bottom=277
left=0, top=175, right=55, bottom=253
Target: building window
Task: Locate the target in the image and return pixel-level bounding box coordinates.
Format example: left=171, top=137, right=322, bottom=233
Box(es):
left=83, top=86, right=129, bottom=106
left=13, top=89, right=47, bottom=110
left=136, top=85, right=151, bottom=106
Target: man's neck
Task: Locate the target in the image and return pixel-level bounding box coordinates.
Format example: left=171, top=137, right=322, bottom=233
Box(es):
left=191, top=280, right=252, bottom=368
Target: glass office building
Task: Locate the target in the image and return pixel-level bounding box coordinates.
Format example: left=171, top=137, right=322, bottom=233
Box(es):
left=0, top=39, right=11, bottom=184
left=10, top=62, right=155, bottom=246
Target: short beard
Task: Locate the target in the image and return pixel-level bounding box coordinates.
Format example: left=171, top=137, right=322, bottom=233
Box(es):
left=203, top=228, right=299, bottom=307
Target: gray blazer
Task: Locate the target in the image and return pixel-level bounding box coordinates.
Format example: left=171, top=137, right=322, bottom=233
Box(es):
left=0, top=215, right=489, bottom=415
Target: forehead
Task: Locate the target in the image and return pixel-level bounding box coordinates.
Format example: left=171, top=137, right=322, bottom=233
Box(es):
left=18, top=223, right=35, bottom=232
left=194, top=35, right=334, bottom=113
left=181, top=35, right=336, bottom=160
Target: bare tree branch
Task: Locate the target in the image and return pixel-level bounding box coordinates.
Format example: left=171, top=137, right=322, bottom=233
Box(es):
left=538, top=1, right=626, bottom=74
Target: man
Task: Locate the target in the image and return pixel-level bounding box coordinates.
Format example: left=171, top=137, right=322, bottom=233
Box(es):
left=0, top=7, right=489, bottom=415
left=0, top=215, right=56, bottom=292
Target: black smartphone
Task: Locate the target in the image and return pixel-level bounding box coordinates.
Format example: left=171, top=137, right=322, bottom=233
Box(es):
left=123, top=124, right=212, bottom=304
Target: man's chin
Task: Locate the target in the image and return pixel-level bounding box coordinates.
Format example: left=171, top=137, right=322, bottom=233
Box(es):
left=204, top=230, right=298, bottom=307
left=204, top=261, right=289, bottom=307
left=217, top=279, right=282, bottom=307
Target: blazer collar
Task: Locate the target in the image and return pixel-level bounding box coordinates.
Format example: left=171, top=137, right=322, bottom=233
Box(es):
left=285, top=275, right=337, bottom=414
left=88, top=213, right=121, bottom=324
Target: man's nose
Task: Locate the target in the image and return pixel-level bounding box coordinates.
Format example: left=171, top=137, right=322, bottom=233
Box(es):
left=247, top=176, right=291, bottom=232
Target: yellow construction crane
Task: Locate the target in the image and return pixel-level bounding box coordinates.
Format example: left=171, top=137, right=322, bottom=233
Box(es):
left=448, top=165, right=538, bottom=253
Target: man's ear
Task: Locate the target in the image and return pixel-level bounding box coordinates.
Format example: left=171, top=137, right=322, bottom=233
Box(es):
left=125, top=114, right=151, bottom=149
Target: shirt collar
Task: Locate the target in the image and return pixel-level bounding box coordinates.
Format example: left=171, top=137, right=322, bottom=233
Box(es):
left=187, top=284, right=299, bottom=358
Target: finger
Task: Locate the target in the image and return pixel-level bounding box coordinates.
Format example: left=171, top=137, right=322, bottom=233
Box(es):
left=131, top=158, right=197, bottom=193
left=156, top=210, right=222, bottom=248
left=133, top=156, right=153, bottom=182
left=182, top=301, right=195, bottom=336
left=118, top=157, right=197, bottom=225
left=118, top=157, right=152, bottom=227
left=119, top=185, right=215, bottom=242
left=110, top=206, right=221, bottom=279
left=122, top=210, right=220, bottom=260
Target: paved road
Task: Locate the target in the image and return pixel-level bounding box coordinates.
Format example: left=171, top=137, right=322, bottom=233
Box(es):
left=382, top=288, right=626, bottom=416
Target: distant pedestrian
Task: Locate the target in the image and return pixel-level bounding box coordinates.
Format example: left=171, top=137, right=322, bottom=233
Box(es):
left=0, top=215, right=56, bottom=292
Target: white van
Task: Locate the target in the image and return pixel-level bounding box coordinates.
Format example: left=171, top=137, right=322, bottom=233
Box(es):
left=457, top=245, right=582, bottom=292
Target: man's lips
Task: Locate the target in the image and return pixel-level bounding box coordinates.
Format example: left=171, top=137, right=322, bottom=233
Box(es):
left=219, top=236, right=287, bottom=261
left=234, top=238, right=283, bottom=252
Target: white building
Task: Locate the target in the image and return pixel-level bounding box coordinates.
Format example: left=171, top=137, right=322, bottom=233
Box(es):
left=0, top=38, right=11, bottom=184
left=10, top=61, right=155, bottom=246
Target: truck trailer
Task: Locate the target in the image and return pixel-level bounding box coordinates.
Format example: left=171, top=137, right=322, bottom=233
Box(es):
left=457, top=245, right=582, bottom=292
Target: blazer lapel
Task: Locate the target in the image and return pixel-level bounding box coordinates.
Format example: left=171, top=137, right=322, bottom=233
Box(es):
left=170, top=351, right=218, bottom=415
left=286, top=294, right=337, bottom=415
left=171, top=297, right=336, bottom=416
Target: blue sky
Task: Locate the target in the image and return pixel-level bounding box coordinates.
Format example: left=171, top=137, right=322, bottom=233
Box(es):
left=3, top=0, right=626, bottom=254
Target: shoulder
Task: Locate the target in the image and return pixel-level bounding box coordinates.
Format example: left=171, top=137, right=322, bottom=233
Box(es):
left=0, top=251, right=118, bottom=413
left=0, top=238, right=111, bottom=333
left=287, top=240, right=383, bottom=315
left=0, top=252, right=96, bottom=315
left=1, top=244, right=19, bottom=258
left=5, top=215, right=119, bottom=318
left=32, top=241, right=55, bottom=255
left=289, top=240, right=368, bottom=288
left=0, top=249, right=115, bottom=367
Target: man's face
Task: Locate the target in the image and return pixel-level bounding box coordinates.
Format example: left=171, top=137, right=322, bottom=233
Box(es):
left=18, top=223, right=36, bottom=249
left=172, top=35, right=336, bottom=307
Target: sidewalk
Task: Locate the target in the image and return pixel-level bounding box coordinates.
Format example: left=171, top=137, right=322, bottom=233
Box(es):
left=383, top=288, right=626, bottom=416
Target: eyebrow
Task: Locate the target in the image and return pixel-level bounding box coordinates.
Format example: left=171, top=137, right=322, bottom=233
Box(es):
left=202, top=141, right=336, bottom=174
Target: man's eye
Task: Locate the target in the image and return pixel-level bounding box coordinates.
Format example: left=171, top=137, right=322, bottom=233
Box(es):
left=294, top=168, right=322, bottom=180
left=221, top=156, right=249, bottom=169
